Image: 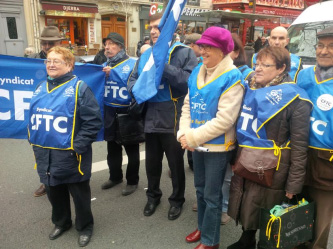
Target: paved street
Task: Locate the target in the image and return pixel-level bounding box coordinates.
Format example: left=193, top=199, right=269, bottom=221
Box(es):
left=0, top=139, right=332, bottom=249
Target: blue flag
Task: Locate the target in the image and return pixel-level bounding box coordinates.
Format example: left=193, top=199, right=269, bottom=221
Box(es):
left=0, top=55, right=105, bottom=140
left=132, top=0, right=186, bottom=104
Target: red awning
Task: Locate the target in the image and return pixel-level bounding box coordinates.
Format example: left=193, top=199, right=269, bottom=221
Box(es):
left=41, top=2, right=98, bottom=14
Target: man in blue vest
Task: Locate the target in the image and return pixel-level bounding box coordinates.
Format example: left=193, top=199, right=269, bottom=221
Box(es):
left=252, top=26, right=302, bottom=82
left=128, top=13, right=197, bottom=220
left=297, top=26, right=333, bottom=249
left=100, top=32, right=143, bottom=196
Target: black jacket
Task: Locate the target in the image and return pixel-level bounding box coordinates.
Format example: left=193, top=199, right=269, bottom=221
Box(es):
left=31, top=72, right=103, bottom=186
left=92, top=49, right=107, bottom=65
left=128, top=45, right=197, bottom=134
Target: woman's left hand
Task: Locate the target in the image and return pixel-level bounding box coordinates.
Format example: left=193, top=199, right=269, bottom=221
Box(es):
left=179, top=135, right=195, bottom=152
left=285, top=192, right=294, bottom=199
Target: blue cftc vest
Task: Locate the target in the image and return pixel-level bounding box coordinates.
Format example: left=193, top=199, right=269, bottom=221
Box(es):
left=138, top=42, right=186, bottom=102
left=238, top=65, right=254, bottom=83
left=237, top=82, right=311, bottom=150
left=188, top=66, right=241, bottom=145
left=28, top=77, right=80, bottom=150
left=297, top=66, right=333, bottom=150
left=252, top=53, right=301, bottom=82
left=103, top=58, right=136, bottom=107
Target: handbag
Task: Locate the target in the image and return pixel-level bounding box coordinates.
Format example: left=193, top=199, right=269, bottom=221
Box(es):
left=259, top=199, right=314, bottom=249
left=128, top=99, right=146, bottom=121
left=232, top=147, right=279, bottom=187
left=115, top=113, right=145, bottom=145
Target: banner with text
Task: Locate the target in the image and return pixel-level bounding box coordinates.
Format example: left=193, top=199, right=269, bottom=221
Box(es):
left=0, top=55, right=105, bottom=140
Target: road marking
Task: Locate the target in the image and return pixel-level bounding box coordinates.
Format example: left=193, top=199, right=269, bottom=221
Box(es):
left=92, top=151, right=145, bottom=173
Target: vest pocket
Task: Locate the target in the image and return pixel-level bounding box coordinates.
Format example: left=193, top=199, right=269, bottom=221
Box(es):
left=50, top=150, right=80, bottom=180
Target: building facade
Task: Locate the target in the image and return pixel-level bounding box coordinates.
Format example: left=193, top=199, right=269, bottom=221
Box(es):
left=0, top=0, right=28, bottom=56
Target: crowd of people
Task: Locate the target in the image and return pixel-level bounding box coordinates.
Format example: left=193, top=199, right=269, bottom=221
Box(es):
left=27, top=10, right=333, bottom=249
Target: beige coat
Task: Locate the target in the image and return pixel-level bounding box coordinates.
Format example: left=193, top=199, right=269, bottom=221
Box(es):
left=177, top=55, right=244, bottom=152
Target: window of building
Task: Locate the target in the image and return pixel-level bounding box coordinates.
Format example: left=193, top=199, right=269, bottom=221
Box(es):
left=6, top=17, right=18, bottom=39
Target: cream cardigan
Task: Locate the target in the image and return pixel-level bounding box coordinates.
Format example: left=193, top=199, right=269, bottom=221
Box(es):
left=177, top=55, right=244, bottom=152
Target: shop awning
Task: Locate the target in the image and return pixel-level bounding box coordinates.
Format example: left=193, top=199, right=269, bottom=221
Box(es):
left=41, top=1, right=98, bottom=18
left=198, top=10, right=282, bottom=21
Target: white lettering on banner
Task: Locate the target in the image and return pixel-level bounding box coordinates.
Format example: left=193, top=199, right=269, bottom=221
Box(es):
left=0, top=77, right=34, bottom=86
left=0, top=90, right=33, bottom=121
left=31, top=114, right=68, bottom=133
left=310, top=117, right=327, bottom=136
left=240, top=112, right=258, bottom=132
left=104, top=86, right=128, bottom=99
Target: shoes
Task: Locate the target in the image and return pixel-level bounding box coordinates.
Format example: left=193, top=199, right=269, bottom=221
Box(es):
left=78, top=234, right=92, bottom=247
left=168, top=206, right=182, bottom=220
left=221, top=212, right=231, bottom=225
left=185, top=229, right=201, bottom=243
left=143, top=200, right=160, bottom=216
left=49, top=225, right=72, bottom=240
left=227, top=241, right=256, bottom=249
left=194, top=243, right=219, bottom=249
left=122, top=184, right=138, bottom=196
left=101, top=179, right=123, bottom=190
left=34, top=184, right=46, bottom=197
left=192, top=202, right=198, bottom=212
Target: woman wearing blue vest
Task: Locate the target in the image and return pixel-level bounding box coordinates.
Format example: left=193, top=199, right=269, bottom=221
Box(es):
left=28, top=46, right=102, bottom=247
left=227, top=47, right=312, bottom=249
left=178, top=27, right=244, bottom=249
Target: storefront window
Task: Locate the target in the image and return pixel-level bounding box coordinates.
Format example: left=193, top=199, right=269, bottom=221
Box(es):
left=6, top=17, right=18, bottom=39
left=45, top=17, right=87, bottom=46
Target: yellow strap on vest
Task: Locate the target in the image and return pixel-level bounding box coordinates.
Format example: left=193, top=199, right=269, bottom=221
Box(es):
left=329, top=152, right=333, bottom=162
left=76, top=153, right=84, bottom=175
left=34, top=163, right=37, bottom=169
left=273, top=142, right=282, bottom=171
left=225, top=141, right=235, bottom=151
left=266, top=214, right=282, bottom=248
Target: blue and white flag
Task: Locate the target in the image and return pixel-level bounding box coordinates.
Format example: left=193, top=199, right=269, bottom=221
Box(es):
left=132, top=0, right=186, bottom=104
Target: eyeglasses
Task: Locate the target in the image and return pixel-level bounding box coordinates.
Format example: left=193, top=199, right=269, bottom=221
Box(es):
left=44, top=59, right=66, bottom=66
left=314, top=43, right=333, bottom=52
left=105, top=40, right=119, bottom=46
left=198, top=44, right=212, bottom=52
left=148, top=25, right=159, bottom=31
left=254, top=63, right=276, bottom=69
left=41, top=41, right=56, bottom=46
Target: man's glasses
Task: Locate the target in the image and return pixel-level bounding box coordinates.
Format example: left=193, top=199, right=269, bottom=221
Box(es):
left=41, top=41, right=56, bottom=46
left=314, top=43, right=333, bottom=52
left=44, top=59, right=66, bottom=66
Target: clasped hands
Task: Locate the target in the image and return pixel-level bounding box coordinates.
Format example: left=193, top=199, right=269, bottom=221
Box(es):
left=179, top=135, right=195, bottom=152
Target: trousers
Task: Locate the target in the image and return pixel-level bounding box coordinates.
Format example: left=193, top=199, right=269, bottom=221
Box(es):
left=145, top=133, right=185, bottom=207
left=107, top=141, right=140, bottom=185
left=45, top=180, right=93, bottom=235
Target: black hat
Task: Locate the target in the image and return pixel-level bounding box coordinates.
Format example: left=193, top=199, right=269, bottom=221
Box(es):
left=317, top=26, right=333, bottom=38
left=106, top=32, right=125, bottom=47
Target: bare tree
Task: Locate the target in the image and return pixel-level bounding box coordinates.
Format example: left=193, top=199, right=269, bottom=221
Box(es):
left=119, top=0, right=134, bottom=50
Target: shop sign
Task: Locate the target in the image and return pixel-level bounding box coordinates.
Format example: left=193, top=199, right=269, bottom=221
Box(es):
left=63, top=6, right=80, bottom=12
left=182, top=8, right=210, bottom=16
left=45, top=10, right=95, bottom=18
left=149, top=3, right=163, bottom=16
left=42, top=3, right=98, bottom=13
left=213, top=0, right=304, bottom=9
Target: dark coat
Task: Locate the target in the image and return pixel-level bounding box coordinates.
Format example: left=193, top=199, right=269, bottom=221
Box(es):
left=92, top=49, right=107, bottom=65
left=31, top=73, right=103, bottom=186
left=228, top=83, right=312, bottom=230
left=128, top=45, right=197, bottom=134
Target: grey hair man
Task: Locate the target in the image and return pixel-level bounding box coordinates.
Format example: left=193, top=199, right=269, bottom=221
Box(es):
left=297, top=26, right=333, bottom=249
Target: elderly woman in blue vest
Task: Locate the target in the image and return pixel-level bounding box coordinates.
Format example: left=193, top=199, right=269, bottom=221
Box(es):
left=28, top=46, right=102, bottom=247
left=177, top=27, right=244, bottom=249
left=100, top=32, right=143, bottom=196
left=227, top=47, right=312, bottom=249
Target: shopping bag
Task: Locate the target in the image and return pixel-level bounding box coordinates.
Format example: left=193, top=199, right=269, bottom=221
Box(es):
left=259, top=199, right=314, bottom=249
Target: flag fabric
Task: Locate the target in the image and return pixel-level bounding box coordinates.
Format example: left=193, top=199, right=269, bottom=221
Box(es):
left=0, top=55, right=105, bottom=140
left=132, top=0, right=186, bottom=104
